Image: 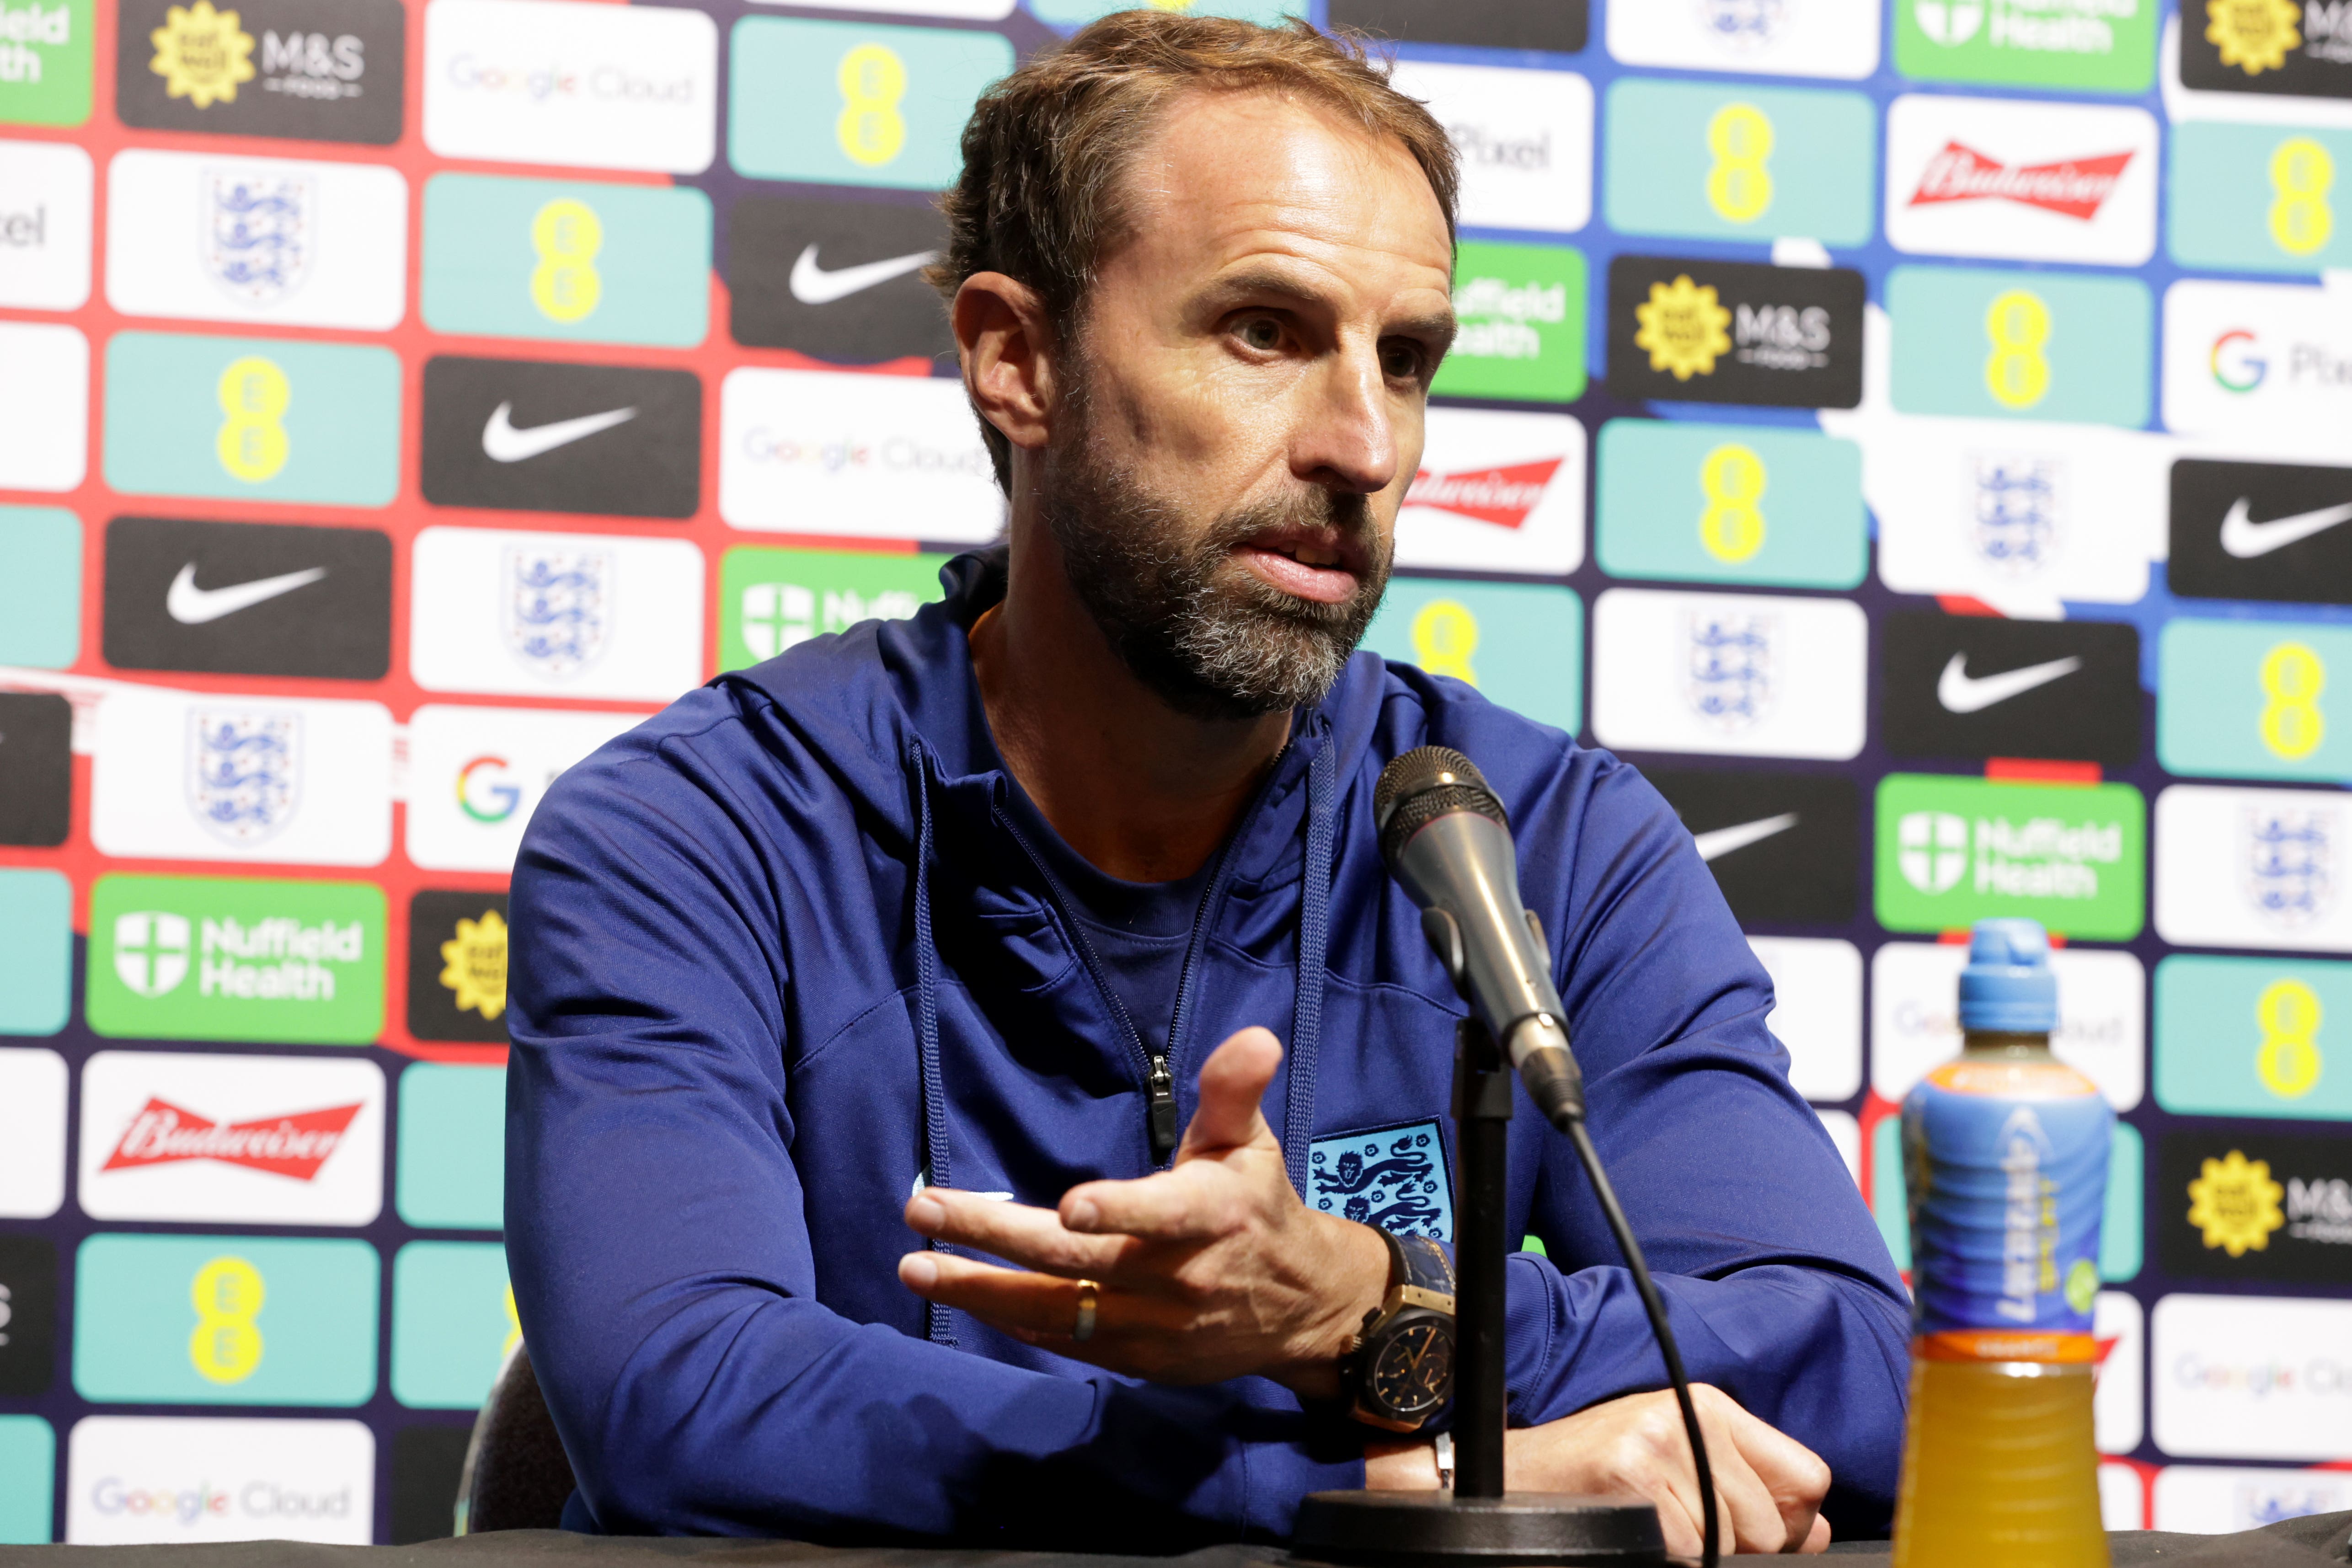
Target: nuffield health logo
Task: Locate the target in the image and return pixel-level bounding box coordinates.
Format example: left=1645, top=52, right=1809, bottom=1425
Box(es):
left=1876, top=774, right=2145, bottom=939
left=89, top=876, right=385, bottom=1044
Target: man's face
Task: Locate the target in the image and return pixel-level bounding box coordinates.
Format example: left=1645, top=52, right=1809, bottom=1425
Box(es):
left=1036, top=89, right=1456, bottom=720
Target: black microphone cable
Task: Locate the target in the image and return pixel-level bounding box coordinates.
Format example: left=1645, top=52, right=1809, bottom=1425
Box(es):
left=1564, top=1117, right=1719, bottom=1568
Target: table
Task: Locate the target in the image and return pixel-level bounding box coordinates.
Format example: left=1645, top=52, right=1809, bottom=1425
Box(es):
left=4, top=1514, right=2348, bottom=1568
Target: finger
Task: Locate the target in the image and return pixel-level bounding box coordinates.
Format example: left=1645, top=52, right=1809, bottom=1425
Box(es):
left=904, top=1188, right=1128, bottom=1275
left=1062, top=1165, right=1236, bottom=1242
left=896, top=1252, right=1097, bottom=1333
left=1177, top=1027, right=1283, bottom=1156
left=1800, top=1512, right=1831, bottom=1554
left=1706, top=1388, right=1833, bottom=1548
left=1637, top=1387, right=1785, bottom=1556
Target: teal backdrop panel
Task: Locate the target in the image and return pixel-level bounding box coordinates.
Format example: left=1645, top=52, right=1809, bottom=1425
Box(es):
left=2170, top=123, right=2352, bottom=276
left=1604, top=79, right=1876, bottom=247
left=1887, top=265, right=2152, bottom=428
left=2160, top=618, right=2352, bottom=782
left=421, top=176, right=712, bottom=348
left=0, top=1419, right=52, bottom=1545
left=390, top=1242, right=514, bottom=1411
left=103, top=334, right=400, bottom=508
left=1596, top=419, right=1866, bottom=589
left=729, top=19, right=1015, bottom=190
left=2157, top=955, right=2352, bottom=1121
left=398, top=1064, right=508, bottom=1231
left=74, top=1235, right=379, bottom=1407
left=1360, top=580, right=1582, bottom=736
left=1029, top=0, right=1299, bottom=20
left=0, top=508, right=78, bottom=669
left=0, top=870, right=70, bottom=1037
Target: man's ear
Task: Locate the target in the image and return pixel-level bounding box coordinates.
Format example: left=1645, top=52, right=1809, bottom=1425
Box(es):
left=952, top=272, right=1060, bottom=458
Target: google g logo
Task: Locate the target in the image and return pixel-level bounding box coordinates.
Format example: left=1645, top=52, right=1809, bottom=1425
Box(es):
left=456, top=756, right=524, bottom=824
left=2211, top=329, right=2268, bottom=393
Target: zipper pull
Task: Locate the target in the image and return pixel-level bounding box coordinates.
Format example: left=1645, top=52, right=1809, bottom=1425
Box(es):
left=1147, top=1054, right=1179, bottom=1161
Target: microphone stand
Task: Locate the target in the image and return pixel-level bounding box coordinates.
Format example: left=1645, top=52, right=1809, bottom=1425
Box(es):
left=1289, top=1019, right=1670, bottom=1566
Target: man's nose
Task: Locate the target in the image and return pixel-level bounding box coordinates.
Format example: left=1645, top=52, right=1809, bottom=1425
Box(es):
left=1291, top=345, right=1400, bottom=497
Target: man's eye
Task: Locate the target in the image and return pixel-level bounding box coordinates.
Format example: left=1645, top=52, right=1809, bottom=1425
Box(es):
left=1238, top=318, right=1283, bottom=352
left=1382, top=344, right=1425, bottom=380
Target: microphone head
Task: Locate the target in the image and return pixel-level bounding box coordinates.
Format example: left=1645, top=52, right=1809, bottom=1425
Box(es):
left=1374, top=745, right=1508, bottom=869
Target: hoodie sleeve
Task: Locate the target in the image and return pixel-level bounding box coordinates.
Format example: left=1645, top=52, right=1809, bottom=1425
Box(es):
left=1496, top=755, right=1913, bottom=1537
left=503, top=729, right=1363, bottom=1546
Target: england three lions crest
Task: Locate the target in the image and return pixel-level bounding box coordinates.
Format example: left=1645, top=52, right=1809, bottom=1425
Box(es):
left=2246, top=805, right=2336, bottom=931
left=205, top=169, right=314, bottom=305
left=502, top=546, right=613, bottom=681
left=1684, top=609, right=1776, bottom=732
left=187, top=709, right=301, bottom=846
left=1968, top=452, right=2061, bottom=579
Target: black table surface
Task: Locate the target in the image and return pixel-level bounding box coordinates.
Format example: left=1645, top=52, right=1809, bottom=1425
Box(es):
left=4, top=1516, right=2348, bottom=1568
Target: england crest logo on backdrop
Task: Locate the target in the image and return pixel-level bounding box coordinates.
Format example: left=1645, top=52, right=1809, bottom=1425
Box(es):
left=1969, top=452, right=2062, bottom=578
left=204, top=169, right=314, bottom=305
left=501, top=545, right=613, bottom=681
left=1309, top=1119, right=1453, bottom=1241
left=1699, top=0, right=1789, bottom=49
left=1684, top=609, right=1776, bottom=732
left=186, top=708, right=302, bottom=846
left=2245, top=805, right=2336, bottom=931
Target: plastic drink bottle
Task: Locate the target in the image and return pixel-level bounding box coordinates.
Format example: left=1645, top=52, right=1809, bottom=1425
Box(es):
left=1891, top=919, right=2113, bottom=1568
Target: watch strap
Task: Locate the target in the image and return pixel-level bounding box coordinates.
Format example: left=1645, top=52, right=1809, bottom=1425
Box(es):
left=1395, top=1233, right=1456, bottom=1308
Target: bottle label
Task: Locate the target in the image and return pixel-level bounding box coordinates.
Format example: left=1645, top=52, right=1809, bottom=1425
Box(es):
left=1902, top=1058, right=2112, bottom=1360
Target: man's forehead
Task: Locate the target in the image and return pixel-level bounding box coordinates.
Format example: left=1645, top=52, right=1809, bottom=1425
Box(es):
left=1119, top=89, right=1454, bottom=287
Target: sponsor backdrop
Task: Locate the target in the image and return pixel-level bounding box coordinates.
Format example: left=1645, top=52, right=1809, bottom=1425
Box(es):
left=0, top=0, right=2348, bottom=1546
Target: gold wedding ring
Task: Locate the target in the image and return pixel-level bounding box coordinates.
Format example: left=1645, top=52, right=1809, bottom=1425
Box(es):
left=1072, top=1279, right=1100, bottom=1343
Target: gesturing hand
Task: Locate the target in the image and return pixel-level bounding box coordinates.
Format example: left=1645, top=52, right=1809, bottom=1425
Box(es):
left=897, top=1026, right=1390, bottom=1397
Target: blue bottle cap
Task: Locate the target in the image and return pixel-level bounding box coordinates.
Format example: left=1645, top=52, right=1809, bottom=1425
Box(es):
left=1958, top=917, right=2058, bottom=1034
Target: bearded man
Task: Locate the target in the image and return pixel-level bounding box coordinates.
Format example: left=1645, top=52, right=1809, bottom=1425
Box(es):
left=507, top=13, right=1908, bottom=1556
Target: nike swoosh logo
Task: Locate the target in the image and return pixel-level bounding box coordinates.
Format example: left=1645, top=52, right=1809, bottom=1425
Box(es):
left=481, top=401, right=638, bottom=463
left=165, top=562, right=327, bottom=625
left=1693, top=813, right=1798, bottom=862
left=788, top=243, right=940, bottom=306
left=2219, top=496, right=2352, bottom=559
left=1936, top=651, right=2083, bottom=713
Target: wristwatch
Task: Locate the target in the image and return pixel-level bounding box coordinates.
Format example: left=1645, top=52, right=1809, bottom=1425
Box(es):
left=1340, top=1229, right=1457, bottom=1433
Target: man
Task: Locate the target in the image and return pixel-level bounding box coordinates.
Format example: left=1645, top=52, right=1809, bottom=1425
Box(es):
left=508, top=13, right=1907, bottom=1555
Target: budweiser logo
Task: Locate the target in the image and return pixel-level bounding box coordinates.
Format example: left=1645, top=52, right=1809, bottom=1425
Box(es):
left=101, top=1097, right=363, bottom=1182
left=1908, top=141, right=2133, bottom=221
left=1407, top=458, right=1562, bottom=530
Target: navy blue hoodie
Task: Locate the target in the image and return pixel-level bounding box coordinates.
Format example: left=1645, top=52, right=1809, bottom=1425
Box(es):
left=506, top=547, right=1910, bottom=1547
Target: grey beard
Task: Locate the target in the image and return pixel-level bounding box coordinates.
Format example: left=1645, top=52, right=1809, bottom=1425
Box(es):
left=1037, top=424, right=1392, bottom=722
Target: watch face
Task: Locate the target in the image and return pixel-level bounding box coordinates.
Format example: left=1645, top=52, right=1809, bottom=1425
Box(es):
left=1368, top=1314, right=1455, bottom=1418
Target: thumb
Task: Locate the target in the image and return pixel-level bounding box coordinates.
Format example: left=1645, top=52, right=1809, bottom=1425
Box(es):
left=1177, top=1027, right=1283, bottom=1160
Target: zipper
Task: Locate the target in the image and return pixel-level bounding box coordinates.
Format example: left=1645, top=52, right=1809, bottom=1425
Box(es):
left=988, top=730, right=1301, bottom=1165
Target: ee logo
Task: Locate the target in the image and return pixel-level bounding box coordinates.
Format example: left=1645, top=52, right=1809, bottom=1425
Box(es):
left=2259, top=641, right=2325, bottom=761
left=215, top=357, right=290, bottom=483
left=2256, top=977, right=2323, bottom=1100
left=837, top=43, right=909, bottom=169
left=1411, top=599, right=1479, bottom=684
left=1983, top=289, right=2051, bottom=412
left=2269, top=137, right=2335, bottom=259
left=1699, top=443, right=1766, bottom=564
left=1705, top=105, right=1775, bottom=225
left=190, top=1254, right=265, bottom=1385
left=530, top=198, right=604, bottom=324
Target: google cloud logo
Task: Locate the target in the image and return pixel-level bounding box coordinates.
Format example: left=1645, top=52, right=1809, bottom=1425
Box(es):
left=2211, top=329, right=2267, bottom=393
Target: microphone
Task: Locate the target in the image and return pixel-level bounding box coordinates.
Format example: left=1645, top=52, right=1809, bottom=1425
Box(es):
left=1374, top=746, right=1584, bottom=1132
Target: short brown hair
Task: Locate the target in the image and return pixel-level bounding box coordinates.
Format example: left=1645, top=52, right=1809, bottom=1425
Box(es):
left=930, top=11, right=1460, bottom=489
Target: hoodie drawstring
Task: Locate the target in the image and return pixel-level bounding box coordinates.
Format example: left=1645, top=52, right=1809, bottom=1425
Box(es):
left=1282, top=736, right=1338, bottom=1201
left=908, top=739, right=956, bottom=1347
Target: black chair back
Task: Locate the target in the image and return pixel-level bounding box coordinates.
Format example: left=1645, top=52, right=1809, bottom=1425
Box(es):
left=455, top=1341, right=578, bottom=1534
